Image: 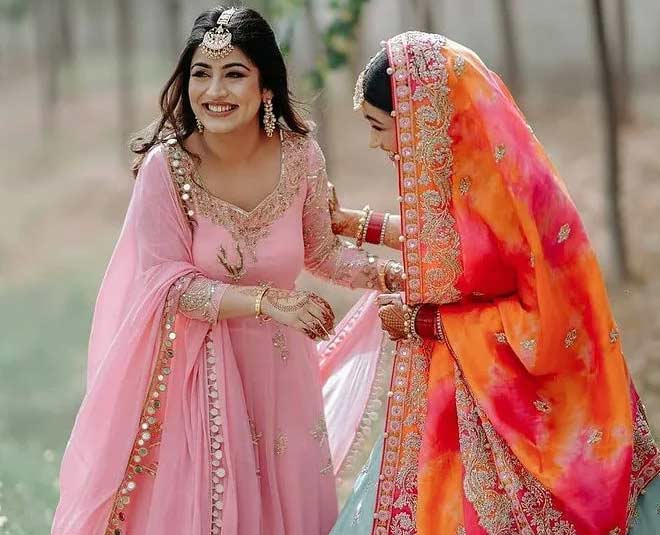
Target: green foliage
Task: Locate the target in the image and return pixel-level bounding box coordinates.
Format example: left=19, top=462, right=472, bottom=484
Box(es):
left=0, top=0, right=28, bottom=21
left=311, top=0, right=371, bottom=89
left=252, top=0, right=371, bottom=89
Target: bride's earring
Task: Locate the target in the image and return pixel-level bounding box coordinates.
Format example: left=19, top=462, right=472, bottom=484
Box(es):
left=195, top=116, right=204, bottom=133
left=263, top=98, right=276, bottom=138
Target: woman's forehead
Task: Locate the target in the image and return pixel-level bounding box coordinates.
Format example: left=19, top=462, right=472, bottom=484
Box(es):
left=191, top=46, right=255, bottom=69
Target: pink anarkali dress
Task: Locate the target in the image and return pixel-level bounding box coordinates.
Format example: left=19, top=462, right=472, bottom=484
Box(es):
left=51, top=130, right=388, bottom=535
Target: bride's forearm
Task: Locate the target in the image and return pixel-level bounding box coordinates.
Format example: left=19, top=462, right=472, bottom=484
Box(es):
left=334, top=208, right=402, bottom=251
left=381, top=213, right=402, bottom=250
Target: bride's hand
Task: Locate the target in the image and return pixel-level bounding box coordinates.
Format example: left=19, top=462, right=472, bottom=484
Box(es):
left=377, top=293, right=407, bottom=341
left=261, top=288, right=335, bottom=341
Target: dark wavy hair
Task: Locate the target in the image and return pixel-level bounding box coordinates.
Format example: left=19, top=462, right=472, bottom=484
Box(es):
left=130, top=6, right=309, bottom=175
left=363, top=49, right=393, bottom=113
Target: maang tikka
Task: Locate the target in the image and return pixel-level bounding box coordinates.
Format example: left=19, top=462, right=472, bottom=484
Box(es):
left=201, top=8, right=236, bottom=60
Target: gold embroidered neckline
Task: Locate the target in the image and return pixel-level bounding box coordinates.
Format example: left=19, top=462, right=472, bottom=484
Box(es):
left=189, top=129, right=285, bottom=216
left=168, top=130, right=309, bottom=261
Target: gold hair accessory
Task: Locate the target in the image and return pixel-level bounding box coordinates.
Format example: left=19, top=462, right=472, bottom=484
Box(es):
left=201, top=8, right=236, bottom=60
left=353, top=47, right=387, bottom=111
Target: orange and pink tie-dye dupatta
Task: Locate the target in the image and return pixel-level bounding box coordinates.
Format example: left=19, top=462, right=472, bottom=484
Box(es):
left=370, top=32, right=660, bottom=535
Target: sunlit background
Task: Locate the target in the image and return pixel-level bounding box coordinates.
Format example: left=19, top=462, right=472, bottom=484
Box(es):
left=1, top=1, right=660, bottom=533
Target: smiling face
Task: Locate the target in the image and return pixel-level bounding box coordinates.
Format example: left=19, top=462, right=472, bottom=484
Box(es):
left=188, top=46, right=271, bottom=135
left=362, top=101, right=397, bottom=160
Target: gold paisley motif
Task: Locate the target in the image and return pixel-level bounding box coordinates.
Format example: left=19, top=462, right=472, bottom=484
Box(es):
left=455, top=369, right=578, bottom=534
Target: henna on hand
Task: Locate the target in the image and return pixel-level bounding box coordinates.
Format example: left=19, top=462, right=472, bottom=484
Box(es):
left=265, top=289, right=310, bottom=313
left=378, top=302, right=407, bottom=340
left=308, top=293, right=335, bottom=332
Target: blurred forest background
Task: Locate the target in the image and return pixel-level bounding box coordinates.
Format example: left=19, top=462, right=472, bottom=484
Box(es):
left=1, top=0, right=660, bottom=533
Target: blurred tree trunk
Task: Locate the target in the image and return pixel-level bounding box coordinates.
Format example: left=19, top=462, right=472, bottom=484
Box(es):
left=497, top=0, right=522, bottom=99
left=590, top=0, right=631, bottom=281
left=32, top=0, right=60, bottom=133
left=411, top=0, right=435, bottom=33
left=57, top=0, right=74, bottom=65
left=304, top=0, right=330, bottom=169
left=84, top=0, right=110, bottom=53
left=615, top=0, right=633, bottom=123
left=116, top=0, right=135, bottom=151
left=0, top=20, right=8, bottom=86
left=165, top=0, right=182, bottom=62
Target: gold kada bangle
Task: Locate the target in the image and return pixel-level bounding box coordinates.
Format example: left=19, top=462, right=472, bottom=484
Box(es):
left=255, top=286, right=271, bottom=320
left=378, top=260, right=394, bottom=292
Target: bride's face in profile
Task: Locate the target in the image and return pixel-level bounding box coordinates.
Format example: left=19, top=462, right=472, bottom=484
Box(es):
left=361, top=101, right=397, bottom=160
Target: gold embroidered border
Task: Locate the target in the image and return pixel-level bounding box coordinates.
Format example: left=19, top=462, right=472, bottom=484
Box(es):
left=370, top=31, right=461, bottom=535
left=205, top=335, right=227, bottom=533
left=439, top=316, right=578, bottom=535
left=626, top=400, right=660, bottom=527
left=332, top=302, right=394, bottom=479
left=104, top=275, right=191, bottom=535
left=174, top=133, right=308, bottom=261
left=392, top=32, right=461, bottom=307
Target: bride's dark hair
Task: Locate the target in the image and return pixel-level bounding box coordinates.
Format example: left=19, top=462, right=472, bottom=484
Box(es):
left=362, top=50, right=393, bottom=113
left=129, top=6, right=309, bottom=175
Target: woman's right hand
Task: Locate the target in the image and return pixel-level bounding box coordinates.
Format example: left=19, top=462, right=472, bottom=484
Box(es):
left=261, top=288, right=335, bottom=341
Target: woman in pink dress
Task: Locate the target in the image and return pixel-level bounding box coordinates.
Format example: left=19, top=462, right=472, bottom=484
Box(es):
left=51, top=7, right=401, bottom=535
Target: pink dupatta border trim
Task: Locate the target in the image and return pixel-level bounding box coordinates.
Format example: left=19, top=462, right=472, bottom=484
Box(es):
left=205, top=335, right=227, bottom=534
left=104, top=275, right=191, bottom=535
left=335, top=334, right=393, bottom=478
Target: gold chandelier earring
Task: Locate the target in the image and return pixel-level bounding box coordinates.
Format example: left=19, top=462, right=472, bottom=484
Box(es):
left=195, top=116, right=204, bottom=133
left=263, top=98, right=276, bottom=137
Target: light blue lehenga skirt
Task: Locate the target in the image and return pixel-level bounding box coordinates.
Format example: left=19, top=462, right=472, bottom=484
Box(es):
left=330, top=435, right=660, bottom=535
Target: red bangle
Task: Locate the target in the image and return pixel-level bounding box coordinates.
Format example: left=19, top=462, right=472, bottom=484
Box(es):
left=414, top=304, right=437, bottom=339
left=365, top=212, right=385, bottom=245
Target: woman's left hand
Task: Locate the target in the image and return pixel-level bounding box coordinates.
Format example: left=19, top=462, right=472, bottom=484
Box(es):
left=377, top=293, right=407, bottom=341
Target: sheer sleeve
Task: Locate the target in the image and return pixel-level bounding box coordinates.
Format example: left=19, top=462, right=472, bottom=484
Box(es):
left=134, top=145, right=230, bottom=324
left=302, top=139, right=400, bottom=291
left=178, top=276, right=229, bottom=324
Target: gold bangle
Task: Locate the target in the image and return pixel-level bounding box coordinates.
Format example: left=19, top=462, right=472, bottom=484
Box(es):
left=255, top=286, right=270, bottom=319
left=378, top=260, right=393, bottom=292
left=355, top=205, right=372, bottom=249
left=379, top=213, right=390, bottom=245
left=406, top=304, right=422, bottom=341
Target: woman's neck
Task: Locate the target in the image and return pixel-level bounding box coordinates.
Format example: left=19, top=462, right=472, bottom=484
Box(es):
left=199, top=119, right=265, bottom=167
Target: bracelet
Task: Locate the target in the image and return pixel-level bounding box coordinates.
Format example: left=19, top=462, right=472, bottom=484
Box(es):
left=377, top=260, right=393, bottom=292
left=379, top=213, right=390, bottom=245
left=205, top=280, right=221, bottom=324
left=355, top=205, right=373, bottom=249
left=403, top=304, right=422, bottom=341
left=365, top=211, right=385, bottom=245
left=255, top=286, right=270, bottom=320
left=434, top=306, right=445, bottom=342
